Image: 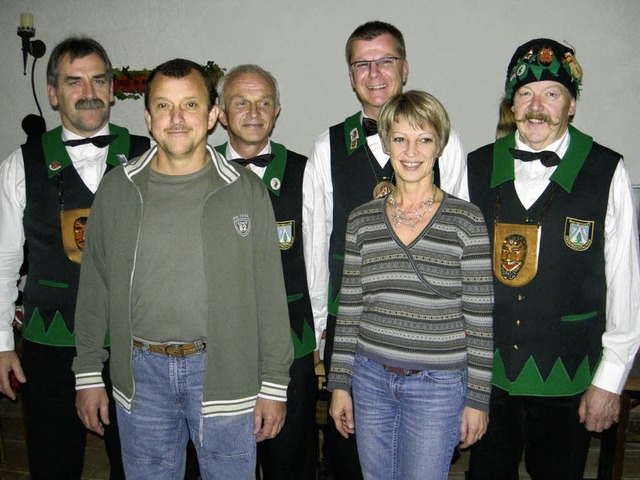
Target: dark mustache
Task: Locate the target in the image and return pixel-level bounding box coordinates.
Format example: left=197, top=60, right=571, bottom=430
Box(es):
left=75, top=99, right=105, bottom=110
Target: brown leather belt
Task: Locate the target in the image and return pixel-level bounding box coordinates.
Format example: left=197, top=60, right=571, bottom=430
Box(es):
left=132, top=339, right=206, bottom=357
left=383, top=365, right=422, bottom=376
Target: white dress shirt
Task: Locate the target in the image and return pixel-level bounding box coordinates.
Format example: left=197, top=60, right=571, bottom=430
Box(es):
left=0, top=125, right=112, bottom=351
left=223, top=141, right=270, bottom=179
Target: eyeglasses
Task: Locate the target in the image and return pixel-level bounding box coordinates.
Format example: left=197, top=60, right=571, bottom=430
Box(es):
left=349, top=56, right=404, bottom=73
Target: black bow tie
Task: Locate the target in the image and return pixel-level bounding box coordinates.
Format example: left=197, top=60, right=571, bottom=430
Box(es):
left=233, top=153, right=275, bottom=168
left=509, top=148, right=562, bottom=167
left=362, top=117, right=378, bottom=137
left=63, top=134, right=119, bottom=148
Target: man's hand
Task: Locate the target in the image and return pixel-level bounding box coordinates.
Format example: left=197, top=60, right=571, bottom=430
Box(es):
left=578, top=384, right=620, bottom=432
left=253, top=397, right=286, bottom=442
left=0, top=350, right=26, bottom=400
left=330, top=389, right=355, bottom=439
left=459, top=406, right=488, bottom=449
left=76, top=387, right=110, bottom=436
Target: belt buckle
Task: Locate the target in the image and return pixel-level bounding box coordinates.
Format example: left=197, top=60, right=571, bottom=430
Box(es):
left=169, top=344, right=189, bottom=357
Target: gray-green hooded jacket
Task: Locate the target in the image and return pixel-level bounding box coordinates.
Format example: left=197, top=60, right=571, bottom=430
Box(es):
left=72, top=145, right=293, bottom=416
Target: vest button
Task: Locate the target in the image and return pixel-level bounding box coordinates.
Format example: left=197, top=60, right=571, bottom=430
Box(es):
left=516, top=319, right=521, bottom=326
left=513, top=344, right=519, bottom=350
left=518, top=294, right=525, bottom=301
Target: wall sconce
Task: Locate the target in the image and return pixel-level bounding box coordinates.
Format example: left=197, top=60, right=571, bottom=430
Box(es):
left=17, top=13, right=47, bottom=117
left=17, top=13, right=46, bottom=76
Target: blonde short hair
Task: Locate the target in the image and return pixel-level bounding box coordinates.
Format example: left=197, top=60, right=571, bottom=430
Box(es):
left=378, top=90, right=450, bottom=158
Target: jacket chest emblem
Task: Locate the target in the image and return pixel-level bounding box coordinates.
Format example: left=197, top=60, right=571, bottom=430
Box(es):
left=564, top=217, right=594, bottom=251
left=277, top=221, right=295, bottom=250
left=233, top=214, right=251, bottom=237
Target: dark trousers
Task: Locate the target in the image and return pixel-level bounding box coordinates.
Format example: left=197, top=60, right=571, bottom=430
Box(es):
left=323, top=314, right=363, bottom=480
left=258, top=352, right=318, bottom=480
left=21, top=340, right=124, bottom=480
left=467, top=387, right=591, bottom=480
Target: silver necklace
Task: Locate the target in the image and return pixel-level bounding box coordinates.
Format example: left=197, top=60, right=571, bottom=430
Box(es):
left=388, top=187, right=437, bottom=231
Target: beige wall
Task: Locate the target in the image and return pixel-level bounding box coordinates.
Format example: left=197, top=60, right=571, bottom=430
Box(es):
left=1, top=0, right=639, bottom=182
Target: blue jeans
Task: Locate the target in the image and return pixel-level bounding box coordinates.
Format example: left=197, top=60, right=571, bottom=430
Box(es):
left=351, top=353, right=465, bottom=480
left=115, top=345, right=256, bottom=480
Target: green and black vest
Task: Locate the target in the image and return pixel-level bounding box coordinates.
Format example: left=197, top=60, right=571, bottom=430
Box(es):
left=467, top=126, right=620, bottom=396
left=21, top=125, right=150, bottom=347
left=215, top=142, right=315, bottom=358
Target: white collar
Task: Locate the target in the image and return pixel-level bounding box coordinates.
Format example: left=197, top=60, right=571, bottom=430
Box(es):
left=515, top=129, right=570, bottom=158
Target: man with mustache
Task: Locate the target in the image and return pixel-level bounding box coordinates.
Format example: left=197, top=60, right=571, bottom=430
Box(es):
left=0, top=37, right=149, bottom=479
left=465, top=38, right=640, bottom=479
left=302, top=20, right=467, bottom=479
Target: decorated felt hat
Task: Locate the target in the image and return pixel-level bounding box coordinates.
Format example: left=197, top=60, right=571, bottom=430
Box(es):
left=505, top=38, right=583, bottom=101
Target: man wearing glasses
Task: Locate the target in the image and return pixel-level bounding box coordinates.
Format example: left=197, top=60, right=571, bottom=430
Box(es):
left=302, top=20, right=467, bottom=479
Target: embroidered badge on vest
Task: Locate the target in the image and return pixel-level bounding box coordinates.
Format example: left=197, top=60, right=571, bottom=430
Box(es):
left=564, top=217, right=594, bottom=251
left=493, top=222, right=541, bottom=287
left=49, top=161, right=62, bottom=172
left=270, top=177, right=281, bottom=192
left=277, top=220, right=295, bottom=250
left=350, top=127, right=359, bottom=150
left=233, top=214, right=251, bottom=237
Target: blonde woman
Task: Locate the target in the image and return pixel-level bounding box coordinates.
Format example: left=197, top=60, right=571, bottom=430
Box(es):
left=328, top=90, right=494, bottom=480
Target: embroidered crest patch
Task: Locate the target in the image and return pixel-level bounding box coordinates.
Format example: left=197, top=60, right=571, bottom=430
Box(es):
left=233, top=214, right=251, bottom=237
left=350, top=127, right=359, bottom=150
left=277, top=221, right=295, bottom=250
left=564, top=217, right=594, bottom=251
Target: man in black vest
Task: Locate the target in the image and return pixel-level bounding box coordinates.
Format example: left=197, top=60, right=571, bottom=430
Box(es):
left=465, top=38, right=640, bottom=479
left=0, top=37, right=149, bottom=479
left=302, top=21, right=467, bottom=478
left=215, top=64, right=317, bottom=479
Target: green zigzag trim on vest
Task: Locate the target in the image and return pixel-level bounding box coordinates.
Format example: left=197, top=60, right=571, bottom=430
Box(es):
left=492, top=349, right=596, bottom=396
left=291, top=320, right=316, bottom=359
left=22, top=308, right=110, bottom=348
left=22, top=308, right=75, bottom=347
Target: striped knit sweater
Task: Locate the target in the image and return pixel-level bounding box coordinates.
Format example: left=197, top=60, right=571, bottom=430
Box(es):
left=327, top=192, right=494, bottom=411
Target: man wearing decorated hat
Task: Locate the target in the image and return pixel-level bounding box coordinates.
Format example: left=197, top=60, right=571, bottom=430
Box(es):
left=465, top=38, right=640, bottom=479
left=302, top=20, right=467, bottom=478
left=0, top=37, right=149, bottom=478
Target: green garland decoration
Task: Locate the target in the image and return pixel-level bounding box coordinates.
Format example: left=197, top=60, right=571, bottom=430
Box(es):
left=112, top=61, right=225, bottom=100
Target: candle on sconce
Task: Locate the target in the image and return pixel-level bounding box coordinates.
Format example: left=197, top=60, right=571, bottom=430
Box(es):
left=20, top=13, right=34, bottom=29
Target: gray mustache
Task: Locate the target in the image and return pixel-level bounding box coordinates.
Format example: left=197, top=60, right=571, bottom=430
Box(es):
left=75, top=99, right=105, bottom=110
